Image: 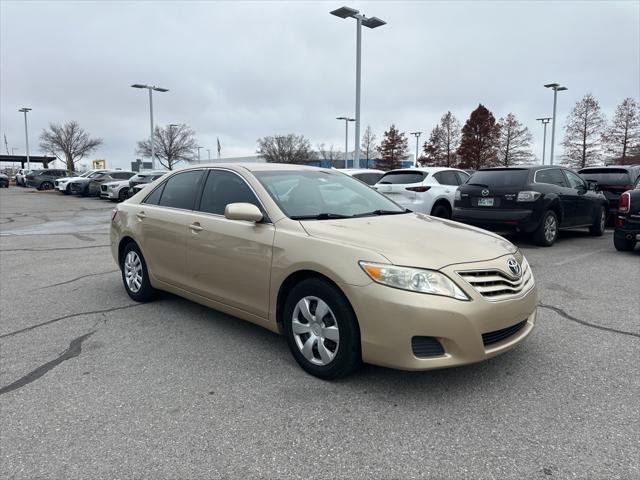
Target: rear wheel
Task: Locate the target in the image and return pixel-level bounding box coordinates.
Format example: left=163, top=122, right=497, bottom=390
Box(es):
left=120, top=242, right=158, bottom=302
left=40, top=181, right=53, bottom=191
left=589, top=206, right=606, bottom=236
left=118, top=187, right=129, bottom=202
left=431, top=202, right=451, bottom=219
left=283, top=278, right=361, bottom=379
left=533, top=210, right=558, bottom=247
left=614, top=235, right=637, bottom=252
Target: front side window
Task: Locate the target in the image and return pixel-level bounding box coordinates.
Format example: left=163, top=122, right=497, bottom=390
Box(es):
left=255, top=170, right=406, bottom=219
left=536, top=169, right=567, bottom=187
left=564, top=170, right=586, bottom=190
left=434, top=170, right=460, bottom=186
left=455, top=171, right=470, bottom=184
left=157, top=170, right=204, bottom=210
left=199, top=170, right=261, bottom=215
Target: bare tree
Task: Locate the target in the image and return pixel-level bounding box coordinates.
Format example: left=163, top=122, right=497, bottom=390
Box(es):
left=561, top=93, right=606, bottom=168
left=421, top=112, right=462, bottom=167
left=497, top=113, right=534, bottom=166
left=257, top=134, right=315, bottom=164
left=39, top=121, right=103, bottom=171
left=317, top=143, right=341, bottom=167
left=457, top=104, right=501, bottom=170
left=602, top=97, right=640, bottom=164
left=136, top=124, right=198, bottom=170
left=361, top=125, right=377, bottom=168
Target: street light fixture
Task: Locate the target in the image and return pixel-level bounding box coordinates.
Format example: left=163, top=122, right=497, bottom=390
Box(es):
left=336, top=116, right=355, bottom=168
left=544, top=83, right=567, bottom=165
left=131, top=83, right=169, bottom=169
left=410, top=132, right=422, bottom=167
left=536, top=117, right=552, bottom=165
left=18, top=108, right=32, bottom=170
left=331, top=6, right=386, bottom=168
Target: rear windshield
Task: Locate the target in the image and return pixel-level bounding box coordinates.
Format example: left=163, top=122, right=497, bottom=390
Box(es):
left=377, top=171, right=426, bottom=185
left=468, top=169, right=529, bottom=187
left=578, top=169, right=632, bottom=185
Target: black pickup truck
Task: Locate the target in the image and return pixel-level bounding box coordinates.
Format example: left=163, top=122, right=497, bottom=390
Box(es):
left=613, top=176, right=640, bottom=251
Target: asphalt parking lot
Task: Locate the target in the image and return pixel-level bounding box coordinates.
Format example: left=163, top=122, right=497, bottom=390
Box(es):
left=1, top=186, right=638, bottom=479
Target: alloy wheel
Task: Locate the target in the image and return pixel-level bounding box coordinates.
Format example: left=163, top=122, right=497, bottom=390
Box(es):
left=124, top=251, right=143, bottom=293
left=544, top=215, right=557, bottom=243
left=291, top=296, right=340, bottom=366
left=600, top=209, right=606, bottom=232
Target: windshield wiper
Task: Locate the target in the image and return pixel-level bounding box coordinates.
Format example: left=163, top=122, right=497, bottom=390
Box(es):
left=467, top=183, right=489, bottom=188
left=290, top=213, right=352, bottom=220
left=353, top=209, right=410, bottom=217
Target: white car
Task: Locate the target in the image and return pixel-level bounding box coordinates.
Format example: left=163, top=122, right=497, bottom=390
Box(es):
left=374, top=167, right=470, bottom=218
left=100, top=180, right=130, bottom=202
left=339, top=168, right=385, bottom=186
left=15, top=169, right=29, bottom=186
left=56, top=170, right=105, bottom=194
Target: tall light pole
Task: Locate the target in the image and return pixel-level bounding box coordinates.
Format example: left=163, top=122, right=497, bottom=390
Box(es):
left=18, top=108, right=32, bottom=170
left=336, top=116, right=355, bottom=168
left=544, top=83, right=567, bottom=165
left=131, top=84, right=169, bottom=170
left=536, top=117, right=552, bottom=165
left=410, top=132, right=422, bottom=167
left=330, top=6, right=386, bottom=168
left=196, top=145, right=203, bottom=162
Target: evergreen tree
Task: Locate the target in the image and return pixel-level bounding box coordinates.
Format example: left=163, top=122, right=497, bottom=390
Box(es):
left=457, top=104, right=500, bottom=169
left=376, top=124, right=409, bottom=171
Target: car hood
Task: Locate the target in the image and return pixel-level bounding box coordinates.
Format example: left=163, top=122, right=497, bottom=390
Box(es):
left=299, top=213, right=517, bottom=270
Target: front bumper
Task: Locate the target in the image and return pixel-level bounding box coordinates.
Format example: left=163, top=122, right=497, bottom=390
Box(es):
left=100, top=185, right=119, bottom=199
left=453, top=207, right=541, bottom=233
left=343, top=258, right=537, bottom=371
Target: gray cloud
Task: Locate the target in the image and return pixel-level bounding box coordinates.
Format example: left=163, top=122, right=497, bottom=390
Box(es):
left=1, top=0, right=638, bottom=169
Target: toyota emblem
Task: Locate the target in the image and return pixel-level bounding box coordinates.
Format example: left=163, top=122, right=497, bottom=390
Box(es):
left=507, top=258, right=521, bottom=277
left=481, top=189, right=490, bottom=197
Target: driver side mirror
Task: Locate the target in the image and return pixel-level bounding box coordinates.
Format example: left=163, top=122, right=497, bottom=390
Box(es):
left=224, top=203, right=263, bottom=223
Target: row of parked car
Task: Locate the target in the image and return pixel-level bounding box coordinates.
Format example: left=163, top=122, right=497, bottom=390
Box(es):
left=345, top=164, right=640, bottom=249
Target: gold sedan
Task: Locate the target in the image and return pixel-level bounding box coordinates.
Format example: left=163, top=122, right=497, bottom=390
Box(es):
left=110, top=164, right=537, bottom=379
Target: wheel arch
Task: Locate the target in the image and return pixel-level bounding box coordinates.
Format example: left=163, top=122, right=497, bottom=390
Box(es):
left=118, top=235, right=138, bottom=266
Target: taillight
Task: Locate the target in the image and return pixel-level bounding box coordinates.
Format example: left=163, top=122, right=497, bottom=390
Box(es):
left=618, top=192, right=630, bottom=213
left=111, top=209, right=118, bottom=222
left=406, top=186, right=431, bottom=192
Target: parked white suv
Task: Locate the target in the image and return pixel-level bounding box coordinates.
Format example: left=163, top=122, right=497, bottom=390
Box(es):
left=374, top=167, right=470, bottom=218
left=100, top=180, right=130, bottom=201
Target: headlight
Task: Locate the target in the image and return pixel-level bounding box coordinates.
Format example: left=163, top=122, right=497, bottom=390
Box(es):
left=359, top=261, right=469, bottom=300
left=517, top=191, right=542, bottom=202
left=454, top=190, right=461, bottom=201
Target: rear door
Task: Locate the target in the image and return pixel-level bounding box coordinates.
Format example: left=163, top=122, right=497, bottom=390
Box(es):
left=186, top=169, right=274, bottom=318
left=375, top=170, right=428, bottom=206
left=534, top=168, right=577, bottom=226
left=136, top=170, right=205, bottom=288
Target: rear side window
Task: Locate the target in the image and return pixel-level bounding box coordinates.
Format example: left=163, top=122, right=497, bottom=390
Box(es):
left=157, top=170, right=204, bottom=210
left=455, top=171, right=470, bottom=184
left=198, top=170, right=261, bottom=215
left=535, top=169, right=567, bottom=187
left=112, top=172, right=134, bottom=180
left=143, top=184, right=164, bottom=205
left=468, top=169, right=529, bottom=187
left=564, top=170, right=586, bottom=190
left=377, top=171, right=426, bottom=185
left=433, top=171, right=460, bottom=186
left=578, top=168, right=632, bottom=186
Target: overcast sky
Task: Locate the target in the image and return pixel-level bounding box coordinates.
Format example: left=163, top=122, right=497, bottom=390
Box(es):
left=1, top=0, right=639, bottom=169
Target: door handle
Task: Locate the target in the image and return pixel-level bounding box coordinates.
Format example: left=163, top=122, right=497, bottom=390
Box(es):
left=189, top=222, right=203, bottom=232
left=136, top=211, right=146, bottom=220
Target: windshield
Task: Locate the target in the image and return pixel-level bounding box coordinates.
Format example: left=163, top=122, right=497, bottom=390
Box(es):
left=254, top=170, right=406, bottom=219
left=578, top=169, right=632, bottom=185
left=468, top=169, right=529, bottom=187
left=79, top=171, right=92, bottom=177
left=377, top=171, right=427, bottom=185
left=87, top=171, right=103, bottom=178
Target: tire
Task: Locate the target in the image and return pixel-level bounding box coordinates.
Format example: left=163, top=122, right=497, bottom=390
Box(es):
left=120, top=242, right=158, bottom=302
left=589, top=206, right=607, bottom=236
left=431, top=203, right=451, bottom=219
left=118, top=187, right=129, bottom=202
left=614, top=235, right=637, bottom=252
left=283, top=278, right=361, bottom=380
left=40, top=181, right=53, bottom=191
left=533, top=210, right=558, bottom=247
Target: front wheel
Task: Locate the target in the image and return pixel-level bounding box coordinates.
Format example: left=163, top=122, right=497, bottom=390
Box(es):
left=120, top=242, right=158, bottom=302
left=533, top=210, right=558, bottom=247
left=40, top=181, right=53, bottom=191
left=589, top=206, right=606, bottom=236
left=614, top=235, right=637, bottom=252
left=283, top=278, right=361, bottom=380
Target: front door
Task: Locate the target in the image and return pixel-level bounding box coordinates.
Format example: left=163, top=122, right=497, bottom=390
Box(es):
left=186, top=169, right=275, bottom=319
left=563, top=170, right=592, bottom=224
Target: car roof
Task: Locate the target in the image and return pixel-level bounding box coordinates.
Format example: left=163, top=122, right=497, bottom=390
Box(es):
left=478, top=165, right=561, bottom=172
left=339, top=168, right=385, bottom=174
left=384, top=167, right=465, bottom=174
left=578, top=165, right=639, bottom=171
left=178, top=162, right=326, bottom=173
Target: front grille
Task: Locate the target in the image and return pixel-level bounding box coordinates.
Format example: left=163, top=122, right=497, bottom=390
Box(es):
left=482, top=320, right=527, bottom=346
left=54, top=180, right=59, bottom=186
left=457, top=260, right=533, bottom=302
left=411, top=336, right=445, bottom=358
left=100, top=185, right=108, bottom=192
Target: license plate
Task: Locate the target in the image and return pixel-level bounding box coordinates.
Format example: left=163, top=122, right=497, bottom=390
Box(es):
left=478, top=198, right=494, bottom=207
